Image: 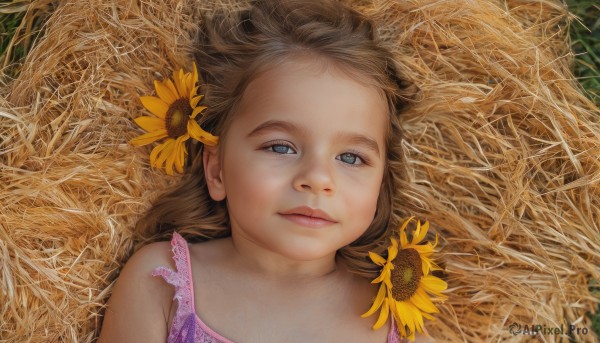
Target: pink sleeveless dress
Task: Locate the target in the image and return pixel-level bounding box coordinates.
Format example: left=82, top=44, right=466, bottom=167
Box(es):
left=152, top=232, right=406, bottom=343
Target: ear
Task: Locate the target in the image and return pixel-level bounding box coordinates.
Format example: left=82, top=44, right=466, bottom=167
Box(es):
left=203, top=144, right=226, bottom=201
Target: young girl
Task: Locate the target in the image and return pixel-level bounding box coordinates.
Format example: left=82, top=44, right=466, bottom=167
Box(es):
left=99, top=0, right=428, bottom=341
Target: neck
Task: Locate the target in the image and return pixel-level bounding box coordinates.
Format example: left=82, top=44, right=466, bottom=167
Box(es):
left=227, top=232, right=341, bottom=282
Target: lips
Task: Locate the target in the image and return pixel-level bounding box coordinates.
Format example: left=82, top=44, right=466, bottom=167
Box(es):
left=279, top=206, right=337, bottom=228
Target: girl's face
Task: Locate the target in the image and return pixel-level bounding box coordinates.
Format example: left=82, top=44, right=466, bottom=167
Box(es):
left=205, top=57, right=388, bottom=263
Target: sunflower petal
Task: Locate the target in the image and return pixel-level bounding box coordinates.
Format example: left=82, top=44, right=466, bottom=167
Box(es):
left=368, top=251, right=386, bottom=266
left=182, top=134, right=189, bottom=160
left=395, top=301, right=417, bottom=334
left=189, top=85, right=199, bottom=99
left=192, top=61, right=198, bottom=87
left=139, top=96, right=169, bottom=119
left=188, top=120, right=218, bottom=146
left=420, top=275, right=448, bottom=296
left=361, top=284, right=386, bottom=318
left=173, top=69, right=181, bottom=94
left=421, top=257, right=431, bottom=275
left=428, top=259, right=442, bottom=271
left=422, top=312, right=435, bottom=320
left=165, top=157, right=176, bottom=175
left=372, top=298, right=389, bottom=330
left=389, top=300, right=398, bottom=323
left=172, top=136, right=181, bottom=174
left=412, top=220, right=421, bottom=246
left=154, top=80, right=176, bottom=104
left=174, top=69, right=187, bottom=97
left=134, top=116, right=165, bottom=132
left=392, top=310, right=407, bottom=338
left=399, top=216, right=415, bottom=233
left=191, top=106, right=207, bottom=119
left=383, top=274, right=393, bottom=289
left=388, top=238, right=398, bottom=261
left=412, top=244, right=434, bottom=256
left=393, top=301, right=408, bottom=327
left=130, top=129, right=168, bottom=146
left=154, top=139, right=174, bottom=169
left=173, top=136, right=187, bottom=174
left=175, top=136, right=188, bottom=174
left=410, top=302, right=425, bottom=333
left=181, top=69, right=189, bottom=95
left=186, top=68, right=196, bottom=92
left=164, top=140, right=180, bottom=176
left=184, top=73, right=193, bottom=94
left=413, top=220, right=429, bottom=245
left=400, top=231, right=408, bottom=247
left=409, top=288, right=439, bottom=314
left=164, top=78, right=180, bottom=99
left=150, top=142, right=168, bottom=167
left=190, top=95, right=203, bottom=108
left=372, top=266, right=389, bottom=284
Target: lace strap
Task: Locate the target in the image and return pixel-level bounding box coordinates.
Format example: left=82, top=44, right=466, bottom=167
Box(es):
left=152, top=231, right=196, bottom=316
left=388, top=317, right=409, bottom=343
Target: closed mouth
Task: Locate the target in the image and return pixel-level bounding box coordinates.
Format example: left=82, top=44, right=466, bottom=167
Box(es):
left=279, top=206, right=337, bottom=222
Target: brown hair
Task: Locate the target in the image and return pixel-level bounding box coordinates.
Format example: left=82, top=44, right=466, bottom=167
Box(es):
left=135, top=0, right=416, bottom=277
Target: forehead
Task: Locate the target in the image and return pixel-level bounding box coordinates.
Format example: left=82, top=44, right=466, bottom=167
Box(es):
left=233, top=57, right=389, bottom=137
left=243, top=54, right=386, bottom=104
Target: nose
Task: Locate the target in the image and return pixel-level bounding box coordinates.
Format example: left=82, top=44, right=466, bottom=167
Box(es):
left=292, top=153, right=335, bottom=195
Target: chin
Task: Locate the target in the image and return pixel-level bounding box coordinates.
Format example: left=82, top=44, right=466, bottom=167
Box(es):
left=274, top=240, right=341, bottom=262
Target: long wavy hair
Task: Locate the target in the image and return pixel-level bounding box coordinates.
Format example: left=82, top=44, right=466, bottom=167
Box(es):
left=135, top=0, right=416, bottom=278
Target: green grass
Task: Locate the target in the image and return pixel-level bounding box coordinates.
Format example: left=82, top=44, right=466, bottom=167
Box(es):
left=0, top=10, right=26, bottom=80
left=588, top=279, right=600, bottom=340
left=0, top=0, right=599, bottom=339
left=567, top=0, right=600, bottom=106
left=566, top=0, right=600, bottom=338
left=0, top=12, right=24, bottom=59
left=0, top=0, right=53, bottom=80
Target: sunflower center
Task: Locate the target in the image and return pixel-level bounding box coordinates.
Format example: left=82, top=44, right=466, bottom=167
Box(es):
left=166, top=98, right=192, bottom=138
left=391, top=248, right=423, bottom=301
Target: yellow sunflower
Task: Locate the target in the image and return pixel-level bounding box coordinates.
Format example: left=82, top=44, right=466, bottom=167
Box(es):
left=362, top=217, right=448, bottom=341
left=130, top=62, right=218, bottom=175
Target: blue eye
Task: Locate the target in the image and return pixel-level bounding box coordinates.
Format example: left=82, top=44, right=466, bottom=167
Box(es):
left=270, top=144, right=295, bottom=154
left=338, top=152, right=363, bottom=165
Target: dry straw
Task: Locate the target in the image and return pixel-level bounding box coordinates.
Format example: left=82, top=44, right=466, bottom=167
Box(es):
left=1, top=0, right=598, bottom=342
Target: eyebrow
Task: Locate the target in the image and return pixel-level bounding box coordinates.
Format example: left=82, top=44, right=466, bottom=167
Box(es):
left=338, top=132, right=380, bottom=155
left=246, top=119, right=307, bottom=138
left=247, top=119, right=381, bottom=155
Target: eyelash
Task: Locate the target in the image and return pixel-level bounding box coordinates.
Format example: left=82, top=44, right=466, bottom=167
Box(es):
left=262, top=140, right=371, bottom=166
left=339, top=150, right=370, bottom=166
left=263, top=140, right=296, bottom=155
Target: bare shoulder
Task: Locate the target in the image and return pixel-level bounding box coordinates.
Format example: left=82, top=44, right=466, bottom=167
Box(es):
left=187, top=236, right=231, bottom=260
left=98, top=241, right=175, bottom=343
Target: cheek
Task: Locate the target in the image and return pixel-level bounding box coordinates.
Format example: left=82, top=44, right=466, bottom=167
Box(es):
left=222, top=150, right=285, bottom=207
left=343, top=173, right=384, bottom=232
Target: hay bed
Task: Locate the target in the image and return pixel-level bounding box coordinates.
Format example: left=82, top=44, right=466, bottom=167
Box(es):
left=1, top=0, right=599, bottom=342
